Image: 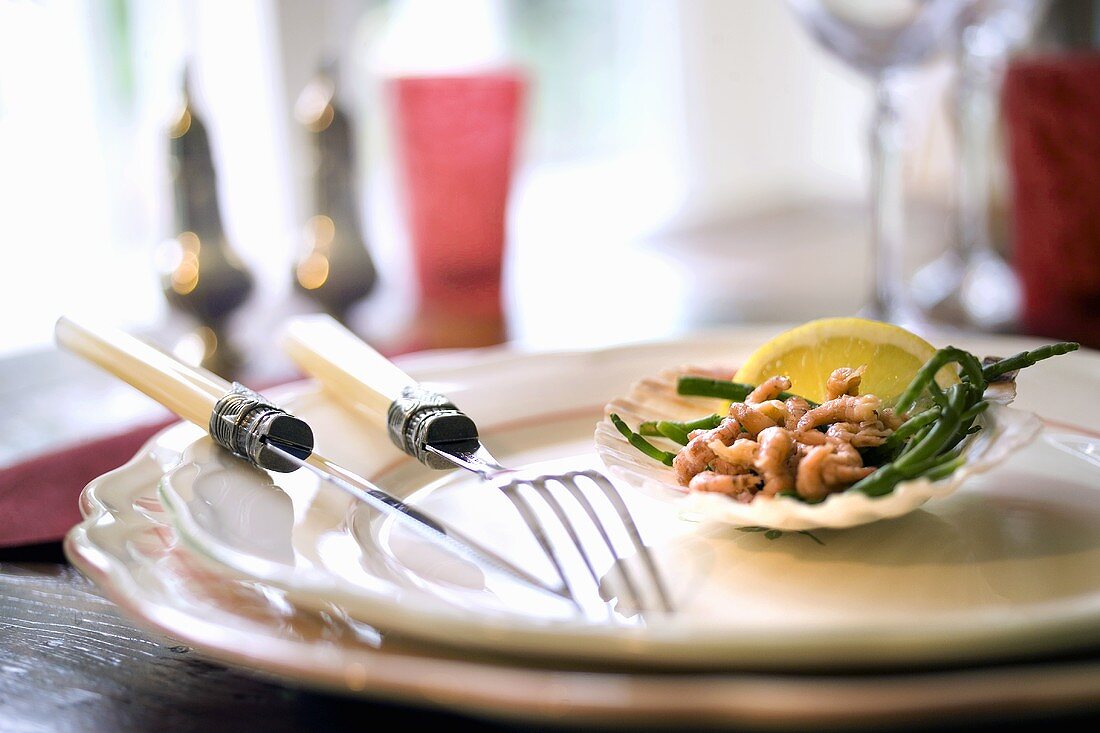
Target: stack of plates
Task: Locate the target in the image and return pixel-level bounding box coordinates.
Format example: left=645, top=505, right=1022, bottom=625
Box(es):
left=65, top=332, right=1100, bottom=727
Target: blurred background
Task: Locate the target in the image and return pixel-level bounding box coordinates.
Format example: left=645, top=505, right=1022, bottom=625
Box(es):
left=1, top=0, right=1098, bottom=386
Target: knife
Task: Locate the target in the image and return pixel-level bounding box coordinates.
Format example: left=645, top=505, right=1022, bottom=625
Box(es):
left=54, top=316, right=563, bottom=599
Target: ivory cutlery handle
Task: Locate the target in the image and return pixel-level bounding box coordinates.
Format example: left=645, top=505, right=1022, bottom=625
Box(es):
left=55, top=316, right=230, bottom=429
left=282, top=314, right=418, bottom=431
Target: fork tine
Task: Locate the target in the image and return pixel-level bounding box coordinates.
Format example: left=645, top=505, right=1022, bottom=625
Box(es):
left=578, top=470, right=675, bottom=613
left=548, top=475, right=645, bottom=614
left=500, top=483, right=582, bottom=611
left=526, top=479, right=609, bottom=611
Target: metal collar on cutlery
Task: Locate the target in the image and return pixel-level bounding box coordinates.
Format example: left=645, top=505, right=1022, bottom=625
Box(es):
left=385, top=384, right=481, bottom=470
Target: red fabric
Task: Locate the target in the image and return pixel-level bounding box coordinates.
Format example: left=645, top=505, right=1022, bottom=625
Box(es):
left=0, top=420, right=174, bottom=548
left=388, top=72, right=526, bottom=320
left=1002, top=54, right=1100, bottom=348
left=0, top=348, right=408, bottom=551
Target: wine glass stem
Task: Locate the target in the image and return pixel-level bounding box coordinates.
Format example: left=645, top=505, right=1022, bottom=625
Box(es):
left=868, top=74, right=906, bottom=322
left=956, top=50, right=1002, bottom=263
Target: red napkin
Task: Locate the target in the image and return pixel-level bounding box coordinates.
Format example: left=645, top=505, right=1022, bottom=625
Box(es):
left=0, top=419, right=172, bottom=548
left=0, top=343, right=432, bottom=550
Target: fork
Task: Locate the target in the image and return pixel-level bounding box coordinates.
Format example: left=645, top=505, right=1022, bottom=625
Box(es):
left=282, top=314, right=673, bottom=615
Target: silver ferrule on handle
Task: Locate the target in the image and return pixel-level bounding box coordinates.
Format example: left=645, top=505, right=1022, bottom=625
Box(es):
left=209, top=383, right=315, bottom=473
left=281, top=314, right=481, bottom=470
left=386, top=385, right=479, bottom=470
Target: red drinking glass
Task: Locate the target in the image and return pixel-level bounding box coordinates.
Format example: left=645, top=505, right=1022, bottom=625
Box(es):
left=388, top=72, right=526, bottom=347
left=1002, top=54, right=1100, bottom=348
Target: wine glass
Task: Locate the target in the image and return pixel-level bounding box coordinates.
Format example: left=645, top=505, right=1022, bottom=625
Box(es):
left=910, top=0, right=1047, bottom=331
left=788, top=0, right=972, bottom=324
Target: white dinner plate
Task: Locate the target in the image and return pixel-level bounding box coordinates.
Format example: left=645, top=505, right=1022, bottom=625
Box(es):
left=147, top=331, right=1100, bottom=669
left=63, top=416, right=1100, bottom=727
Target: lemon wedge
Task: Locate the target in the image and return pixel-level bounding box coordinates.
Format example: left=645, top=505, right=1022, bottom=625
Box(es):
left=733, top=318, right=956, bottom=405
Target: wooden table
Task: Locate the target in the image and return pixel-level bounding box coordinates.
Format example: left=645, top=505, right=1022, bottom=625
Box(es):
left=0, top=542, right=538, bottom=732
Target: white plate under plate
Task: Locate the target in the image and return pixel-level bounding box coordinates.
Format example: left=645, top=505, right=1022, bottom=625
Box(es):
left=148, top=332, right=1100, bottom=669
left=62, top=415, right=1100, bottom=727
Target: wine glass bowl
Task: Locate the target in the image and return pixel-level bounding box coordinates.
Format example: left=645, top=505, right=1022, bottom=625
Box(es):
left=788, top=0, right=973, bottom=324
left=789, top=0, right=967, bottom=74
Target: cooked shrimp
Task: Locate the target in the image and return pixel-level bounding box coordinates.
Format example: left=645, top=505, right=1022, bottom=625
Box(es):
left=783, top=396, right=810, bottom=431
left=826, top=421, right=857, bottom=444
left=824, top=437, right=874, bottom=484
left=689, top=471, right=761, bottom=495
left=822, top=462, right=875, bottom=485
left=711, top=437, right=759, bottom=470
left=791, top=429, right=822, bottom=469
left=794, top=429, right=827, bottom=446
left=796, top=394, right=882, bottom=432
left=826, top=420, right=890, bottom=448
left=712, top=457, right=752, bottom=476
left=753, top=399, right=790, bottom=424
left=673, top=418, right=741, bottom=485
left=728, top=402, right=778, bottom=438
left=755, top=426, right=795, bottom=496
left=795, top=444, right=833, bottom=501
left=825, top=366, right=866, bottom=400
left=664, top=363, right=895, bottom=502
left=747, top=376, right=792, bottom=404
left=795, top=436, right=879, bottom=499
left=880, top=408, right=906, bottom=431
left=828, top=439, right=861, bottom=466
left=857, top=420, right=892, bottom=446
